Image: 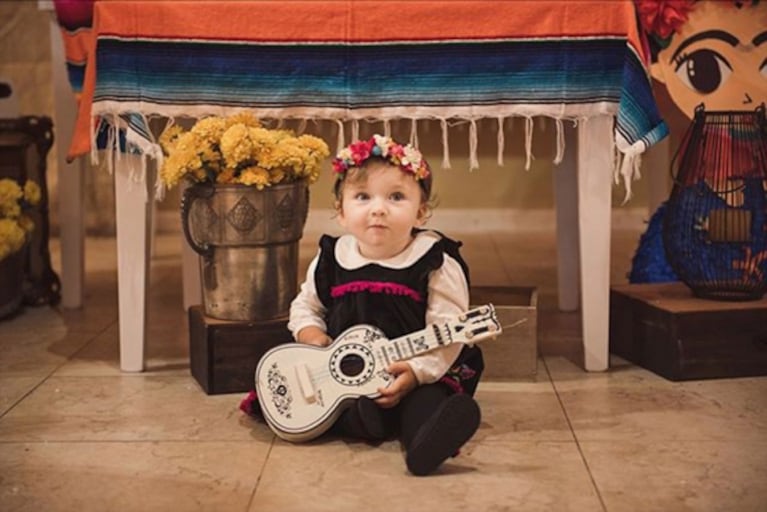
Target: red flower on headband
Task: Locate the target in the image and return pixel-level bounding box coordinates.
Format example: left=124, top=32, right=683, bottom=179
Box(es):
left=635, top=0, right=694, bottom=39
left=349, top=139, right=373, bottom=164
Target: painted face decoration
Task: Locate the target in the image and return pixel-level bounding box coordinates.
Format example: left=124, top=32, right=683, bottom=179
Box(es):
left=651, top=1, right=767, bottom=118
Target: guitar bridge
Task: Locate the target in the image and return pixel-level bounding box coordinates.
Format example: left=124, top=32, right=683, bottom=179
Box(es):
left=295, top=364, right=316, bottom=403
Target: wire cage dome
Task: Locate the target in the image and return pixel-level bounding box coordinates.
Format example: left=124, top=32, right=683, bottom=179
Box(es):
left=663, top=104, right=767, bottom=301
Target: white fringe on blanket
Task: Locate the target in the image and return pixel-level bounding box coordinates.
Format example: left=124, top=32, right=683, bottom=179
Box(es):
left=89, top=103, right=653, bottom=203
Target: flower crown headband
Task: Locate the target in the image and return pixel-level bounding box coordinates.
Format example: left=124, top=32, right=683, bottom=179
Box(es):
left=331, top=134, right=430, bottom=181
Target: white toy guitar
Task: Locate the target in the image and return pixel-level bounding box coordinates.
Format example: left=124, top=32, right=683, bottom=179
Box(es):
left=255, top=304, right=501, bottom=442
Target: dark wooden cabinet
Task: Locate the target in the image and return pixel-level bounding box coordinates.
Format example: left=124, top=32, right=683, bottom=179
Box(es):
left=610, top=283, right=767, bottom=381
left=0, top=116, right=60, bottom=311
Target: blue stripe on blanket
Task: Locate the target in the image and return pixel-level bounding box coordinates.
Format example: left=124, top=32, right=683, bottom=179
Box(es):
left=93, top=37, right=665, bottom=149
left=94, top=38, right=625, bottom=105
left=65, top=63, right=85, bottom=94
left=617, top=52, right=668, bottom=148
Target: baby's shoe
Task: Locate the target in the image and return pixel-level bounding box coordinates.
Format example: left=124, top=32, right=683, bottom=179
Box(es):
left=405, top=393, right=481, bottom=476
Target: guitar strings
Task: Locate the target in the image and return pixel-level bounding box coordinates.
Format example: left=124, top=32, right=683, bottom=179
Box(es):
left=296, top=318, right=528, bottom=382
left=501, top=318, right=528, bottom=330
left=302, top=319, right=527, bottom=384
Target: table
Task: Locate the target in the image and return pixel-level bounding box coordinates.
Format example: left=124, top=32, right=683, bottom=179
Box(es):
left=61, top=0, right=668, bottom=372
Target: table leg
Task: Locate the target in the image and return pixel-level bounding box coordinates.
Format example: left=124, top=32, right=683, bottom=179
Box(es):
left=58, top=159, right=86, bottom=309
left=553, top=122, right=580, bottom=312
left=115, top=154, right=154, bottom=372
left=50, top=14, right=84, bottom=309
left=577, top=116, right=613, bottom=371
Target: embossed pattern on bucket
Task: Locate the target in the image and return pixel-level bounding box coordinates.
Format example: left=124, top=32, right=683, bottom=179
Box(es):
left=182, top=181, right=309, bottom=321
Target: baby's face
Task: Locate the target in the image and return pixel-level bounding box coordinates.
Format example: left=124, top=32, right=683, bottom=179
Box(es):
left=652, top=1, right=767, bottom=118
left=336, top=163, right=425, bottom=260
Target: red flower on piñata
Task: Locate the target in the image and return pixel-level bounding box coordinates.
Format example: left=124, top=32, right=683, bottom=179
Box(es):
left=635, top=0, right=695, bottom=39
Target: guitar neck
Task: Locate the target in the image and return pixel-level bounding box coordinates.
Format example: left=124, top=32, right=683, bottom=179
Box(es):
left=377, top=322, right=454, bottom=365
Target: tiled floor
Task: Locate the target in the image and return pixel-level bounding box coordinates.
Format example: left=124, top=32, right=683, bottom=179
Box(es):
left=1, top=223, right=765, bottom=511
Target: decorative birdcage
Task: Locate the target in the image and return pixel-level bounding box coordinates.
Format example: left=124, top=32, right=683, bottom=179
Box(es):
left=663, top=104, right=767, bottom=301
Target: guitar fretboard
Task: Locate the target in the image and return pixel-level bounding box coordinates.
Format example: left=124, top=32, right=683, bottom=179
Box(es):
left=376, top=322, right=454, bottom=366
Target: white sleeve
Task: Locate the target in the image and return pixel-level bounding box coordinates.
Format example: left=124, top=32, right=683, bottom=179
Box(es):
left=287, top=252, right=328, bottom=339
left=405, top=254, right=469, bottom=384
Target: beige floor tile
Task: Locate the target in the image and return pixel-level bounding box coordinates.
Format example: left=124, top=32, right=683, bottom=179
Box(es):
left=53, top=321, right=191, bottom=377
left=50, top=326, right=124, bottom=376
left=518, top=308, right=584, bottom=363
left=0, top=310, right=97, bottom=377
left=0, top=304, right=70, bottom=337
left=0, top=375, right=269, bottom=442
left=49, top=243, right=190, bottom=377
left=0, top=376, right=43, bottom=416
left=251, top=438, right=601, bottom=512
left=0, top=441, right=270, bottom=512
left=4, top=224, right=757, bottom=511
left=546, top=356, right=767, bottom=442
left=581, top=440, right=767, bottom=512
left=53, top=294, right=119, bottom=335
left=475, top=381, right=574, bottom=443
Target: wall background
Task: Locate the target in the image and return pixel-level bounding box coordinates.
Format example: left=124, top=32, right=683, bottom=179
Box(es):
left=2, top=2, right=661, bottom=237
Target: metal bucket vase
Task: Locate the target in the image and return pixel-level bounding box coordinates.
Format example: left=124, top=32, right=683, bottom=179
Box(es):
left=181, top=181, right=309, bottom=321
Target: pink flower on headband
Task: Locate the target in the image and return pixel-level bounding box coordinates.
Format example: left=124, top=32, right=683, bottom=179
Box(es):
left=332, top=134, right=430, bottom=181
left=388, top=144, right=404, bottom=158
left=635, top=0, right=694, bottom=39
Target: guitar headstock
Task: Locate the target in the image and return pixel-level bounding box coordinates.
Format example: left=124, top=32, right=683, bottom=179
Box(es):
left=446, top=304, right=502, bottom=345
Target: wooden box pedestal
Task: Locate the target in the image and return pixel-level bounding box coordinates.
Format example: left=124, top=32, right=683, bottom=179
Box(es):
left=610, top=283, right=767, bottom=381
left=189, top=306, right=292, bottom=394
left=472, top=286, right=538, bottom=380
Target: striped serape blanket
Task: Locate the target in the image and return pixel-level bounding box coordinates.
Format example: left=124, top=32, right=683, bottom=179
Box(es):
left=58, top=0, right=668, bottom=197
left=53, top=0, right=93, bottom=101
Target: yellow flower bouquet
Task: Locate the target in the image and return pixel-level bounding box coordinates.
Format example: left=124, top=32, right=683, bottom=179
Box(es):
left=0, top=178, right=40, bottom=262
left=159, top=112, right=330, bottom=190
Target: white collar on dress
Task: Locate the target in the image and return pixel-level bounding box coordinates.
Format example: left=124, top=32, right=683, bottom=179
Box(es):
left=334, top=230, right=441, bottom=270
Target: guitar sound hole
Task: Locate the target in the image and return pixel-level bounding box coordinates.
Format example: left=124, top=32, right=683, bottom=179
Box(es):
left=339, top=354, right=365, bottom=377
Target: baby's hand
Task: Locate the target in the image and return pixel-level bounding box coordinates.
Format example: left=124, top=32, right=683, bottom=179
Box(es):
left=375, top=361, right=418, bottom=408
left=296, top=326, right=332, bottom=347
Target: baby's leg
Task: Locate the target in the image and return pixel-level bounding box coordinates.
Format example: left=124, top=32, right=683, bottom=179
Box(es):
left=332, top=397, right=389, bottom=441
left=399, top=384, right=481, bottom=476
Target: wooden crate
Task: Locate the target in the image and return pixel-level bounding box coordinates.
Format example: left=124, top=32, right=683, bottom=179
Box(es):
left=188, top=306, right=292, bottom=394
left=472, top=286, right=538, bottom=380
left=610, top=282, right=767, bottom=381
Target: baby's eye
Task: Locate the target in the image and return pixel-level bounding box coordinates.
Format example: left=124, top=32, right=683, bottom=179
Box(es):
left=354, top=192, right=370, bottom=201
left=674, top=49, right=732, bottom=95
left=760, top=58, right=766, bottom=79
left=389, top=192, right=405, bottom=201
